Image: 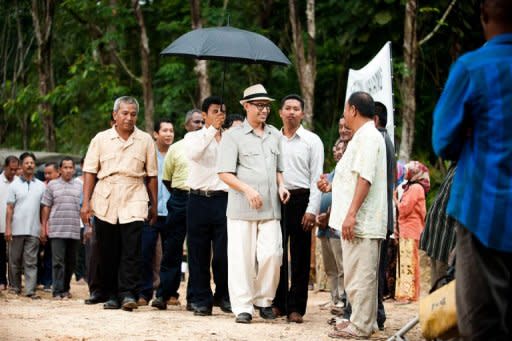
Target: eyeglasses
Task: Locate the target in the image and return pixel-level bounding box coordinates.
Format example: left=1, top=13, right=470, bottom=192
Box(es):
left=249, top=102, right=271, bottom=112
left=192, top=120, right=205, bottom=124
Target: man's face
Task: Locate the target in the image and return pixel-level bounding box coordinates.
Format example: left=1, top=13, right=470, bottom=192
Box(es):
left=154, top=122, right=174, bottom=147
left=332, top=142, right=344, bottom=162
left=113, top=102, right=137, bottom=133
left=343, top=103, right=356, bottom=130
left=204, top=103, right=225, bottom=127
left=339, top=117, right=353, bottom=142
left=279, top=99, right=304, bottom=128
left=186, top=112, right=204, bottom=132
left=22, top=157, right=36, bottom=178
left=44, top=165, right=59, bottom=182
left=3, top=161, right=19, bottom=181
left=60, top=160, right=75, bottom=181
left=245, top=101, right=271, bottom=125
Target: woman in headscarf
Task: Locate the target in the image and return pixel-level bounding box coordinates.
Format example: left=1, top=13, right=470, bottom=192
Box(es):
left=394, top=161, right=429, bottom=303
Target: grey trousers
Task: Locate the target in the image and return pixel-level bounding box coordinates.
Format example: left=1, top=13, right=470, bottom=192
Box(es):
left=430, top=258, right=449, bottom=288
left=319, top=236, right=344, bottom=304
left=51, top=238, right=80, bottom=296
left=9, top=235, right=39, bottom=295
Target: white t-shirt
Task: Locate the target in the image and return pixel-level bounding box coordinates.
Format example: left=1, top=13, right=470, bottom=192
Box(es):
left=329, top=121, right=387, bottom=239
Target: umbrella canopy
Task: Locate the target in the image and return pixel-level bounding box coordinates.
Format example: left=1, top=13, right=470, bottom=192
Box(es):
left=161, top=26, right=291, bottom=66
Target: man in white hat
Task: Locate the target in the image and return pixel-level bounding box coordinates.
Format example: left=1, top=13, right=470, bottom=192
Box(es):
left=217, top=84, right=290, bottom=324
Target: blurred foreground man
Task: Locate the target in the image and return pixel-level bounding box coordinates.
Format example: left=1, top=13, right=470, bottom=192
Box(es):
left=81, top=96, right=158, bottom=311
left=432, top=1, right=512, bottom=339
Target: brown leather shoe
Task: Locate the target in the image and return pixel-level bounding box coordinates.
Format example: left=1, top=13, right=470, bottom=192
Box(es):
left=287, top=312, right=303, bottom=323
left=137, top=297, right=148, bottom=306
left=167, top=296, right=181, bottom=306
left=272, top=306, right=283, bottom=317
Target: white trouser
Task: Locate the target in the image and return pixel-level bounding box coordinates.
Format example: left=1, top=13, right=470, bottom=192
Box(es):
left=227, top=218, right=283, bottom=316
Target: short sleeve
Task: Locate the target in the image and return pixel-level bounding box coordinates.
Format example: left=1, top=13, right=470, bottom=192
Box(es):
left=217, top=131, right=238, bottom=174
left=83, top=135, right=100, bottom=174
left=6, top=183, right=16, bottom=205
left=276, top=135, right=284, bottom=173
left=145, top=136, right=158, bottom=177
left=162, top=146, right=174, bottom=182
left=41, top=183, right=54, bottom=207
left=351, top=134, right=381, bottom=184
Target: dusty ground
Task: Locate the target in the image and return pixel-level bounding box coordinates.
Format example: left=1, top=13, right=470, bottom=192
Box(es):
left=0, top=253, right=430, bottom=341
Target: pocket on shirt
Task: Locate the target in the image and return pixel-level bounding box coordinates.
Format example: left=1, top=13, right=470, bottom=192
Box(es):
left=120, top=190, right=149, bottom=220
left=239, top=147, right=261, bottom=169
left=91, top=185, right=111, bottom=217
left=131, top=153, right=146, bottom=173
left=99, top=153, right=116, bottom=171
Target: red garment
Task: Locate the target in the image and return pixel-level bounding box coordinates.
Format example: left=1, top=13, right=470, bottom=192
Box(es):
left=397, top=183, right=426, bottom=240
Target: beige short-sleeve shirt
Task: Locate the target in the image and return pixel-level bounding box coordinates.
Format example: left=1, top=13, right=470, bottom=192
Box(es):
left=328, top=121, right=387, bottom=239
left=83, top=126, right=157, bottom=224
left=217, top=120, right=283, bottom=221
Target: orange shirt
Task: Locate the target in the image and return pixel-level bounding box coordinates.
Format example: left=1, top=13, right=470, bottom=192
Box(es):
left=397, top=183, right=426, bottom=240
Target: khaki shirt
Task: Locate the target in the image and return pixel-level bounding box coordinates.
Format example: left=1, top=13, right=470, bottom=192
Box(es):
left=83, top=126, right=157, bottom=224
left=217, top=120, right=283, bottom=221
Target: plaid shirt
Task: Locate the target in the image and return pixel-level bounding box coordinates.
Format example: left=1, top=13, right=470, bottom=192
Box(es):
left=432, top=33, right=512, bottom=252
left=420, top=166, right=458, bottom=263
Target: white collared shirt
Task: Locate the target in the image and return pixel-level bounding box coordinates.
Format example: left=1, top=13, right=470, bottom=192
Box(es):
left=280, top=125, right=324, bottom=214
left=185, top=125, right=229, bottom=191
left=0, top=172, right=17, bottom=233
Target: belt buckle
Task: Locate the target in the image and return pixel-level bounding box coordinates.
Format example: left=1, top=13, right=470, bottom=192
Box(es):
left=204, top=190, right=212, bottom=198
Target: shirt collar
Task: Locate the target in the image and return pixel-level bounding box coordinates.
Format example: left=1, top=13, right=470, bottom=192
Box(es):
left=280, top=125, right=306, bottom=139
left=241, top=119, right=271, bottom=136
left=1, top=172, right=8, bottom=184
left=354, top=120, right=376, bottom=137
left=485, top=33, right=512, bottom=46
left=107, top=126, right=141, bottom=140
left=19, top=175, right=36, bottom=183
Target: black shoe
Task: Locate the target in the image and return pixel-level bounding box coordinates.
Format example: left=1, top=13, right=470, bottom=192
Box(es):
left=214, top=298, right=232, bottom=313
left=193, top=305, right=212, bottom=316
left=378, top=323, right=385, bottom=331
left=235, top=312, right=252, bottom=324
left=85, top=294, right=108, bottom=305
left=259, top=306, right=276, bottom=320
left=121, top=297, right=138, bottom=311
left=103, top=298, right=121, bottom=309
left=151, top=296, right=167, bottom=310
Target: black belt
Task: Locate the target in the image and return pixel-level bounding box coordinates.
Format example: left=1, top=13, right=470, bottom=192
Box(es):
left=170, top=188, right=189, bottom=196
left=190, top=189, right=227, bottom=198
left=288, top=188, right=310, bottom=195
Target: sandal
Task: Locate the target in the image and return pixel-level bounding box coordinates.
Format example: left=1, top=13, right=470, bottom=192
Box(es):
left=328, top=323, right=368, bottom=340
left=334, top=318, right=350, bottom=331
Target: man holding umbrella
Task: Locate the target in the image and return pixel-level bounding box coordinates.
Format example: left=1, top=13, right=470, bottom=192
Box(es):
left=217, top=84, right=290, bottom=324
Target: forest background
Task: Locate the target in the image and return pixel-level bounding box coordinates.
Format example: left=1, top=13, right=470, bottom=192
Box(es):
left=0, top=0, right=482, bottom=201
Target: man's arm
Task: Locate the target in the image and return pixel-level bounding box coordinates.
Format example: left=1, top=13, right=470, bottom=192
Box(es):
left=80, top=172, right=97, bottom=228
left=276, top=172, right=290, bottom=205
left=146, top=176, right=158, bottom=225
left=185, top=126, right=218, bottom=161
left=40, top=206, right=50, bottom=244
left=342, top=177, right=371, bottom=240
left=5, top=204, right=14, bottom=241
left=218, top=172, right=263, bottom=209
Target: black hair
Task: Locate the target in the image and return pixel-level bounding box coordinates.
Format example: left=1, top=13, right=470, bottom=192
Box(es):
left=482, top=0, right=512, bottom=24
left=374, top=101, right=388, bottom=128
left=45, top=162, right=58, bottom=171
left=280, top=94, right=304, bottom=111
left=59, top=157, right=75, bottom=168
left=201, top=96, right=223, bottom=113
left=154, top=118, right=174, bottom=133
left=4, top=155, right=19, bottom=167
left=348, top=91, right=375, bottom=118
left=19, top=152, right=36, bottom=163
left=223, top=114, right=245, bottom=129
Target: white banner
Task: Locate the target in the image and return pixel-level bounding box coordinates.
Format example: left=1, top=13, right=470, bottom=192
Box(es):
left=345, top=41, right=394, bottom=143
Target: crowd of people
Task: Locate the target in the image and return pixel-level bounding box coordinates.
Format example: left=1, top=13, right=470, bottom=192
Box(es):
left=1, top=2, right=511, bottom=339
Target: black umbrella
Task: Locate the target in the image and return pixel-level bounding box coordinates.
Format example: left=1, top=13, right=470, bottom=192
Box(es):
left=161, top=25, right=291, bottom=99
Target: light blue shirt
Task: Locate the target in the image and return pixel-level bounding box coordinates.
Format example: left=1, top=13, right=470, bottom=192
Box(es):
left=6, top=176, right=46, bottom=237
left=157, top=150, right=170, bottom=217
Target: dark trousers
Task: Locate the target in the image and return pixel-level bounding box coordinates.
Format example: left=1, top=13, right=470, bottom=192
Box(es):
left=156, top=192, right=188, bottom=300
left=0, top=233, right=6, bottom=285
left=377, top=236, right=389, bottom=327
left=456, top=226, right=512, bottom=340
left=95, top=218, right=142, bottom=300
left=274, top=191, right=311, bottom=316
left=51, top=238, right=79, bottom=296
left=37, top=241, right=52, bottom=287
left=86, top=222, right=103, bottom=297
left=186, top=193, right=228, bottom=308
left=74, top=228, right=86, bottom=281
left=139, top=216, right=166, bottom=300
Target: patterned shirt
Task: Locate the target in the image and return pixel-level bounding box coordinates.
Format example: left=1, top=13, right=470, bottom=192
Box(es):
left=420, top=166, right=458, bottom=263
left=41, top=177, right=82, bottom=240
left=432, top=33, right=512, bottom=252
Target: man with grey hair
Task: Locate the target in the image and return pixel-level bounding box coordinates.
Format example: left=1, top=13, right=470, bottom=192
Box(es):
left=151, top=108, right=203, bottom=310
left=81, top=96, right=158, bottom=311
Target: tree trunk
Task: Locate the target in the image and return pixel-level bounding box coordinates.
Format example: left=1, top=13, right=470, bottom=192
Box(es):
left=133, top=0, right=154, bottom=134
left=31, top=0, right=56, bottom=151
left=398, top=0, right=418, bottom=162
left=190, top=0, right=211, bottom=105
left=288, top=0, right=316, bottom=129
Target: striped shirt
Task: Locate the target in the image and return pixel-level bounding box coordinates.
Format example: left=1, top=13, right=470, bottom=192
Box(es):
left=432, top=33, right=512, bottom=252
left=41, top=177, right=82, bottom=240
left=419, top=166, right=458, bottom=263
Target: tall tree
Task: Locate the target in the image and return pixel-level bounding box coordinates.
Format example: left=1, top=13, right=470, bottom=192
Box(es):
left=133, top=0, right=154, bottom=134
left=288, top=0, right=316, bottom=128
left=31, top=0, right=56, bottom=151
left=190, top=0, right=211, bottom=105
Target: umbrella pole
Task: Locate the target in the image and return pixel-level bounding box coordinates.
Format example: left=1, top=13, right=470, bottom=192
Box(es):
left=221, top=61, right=227, bottom=104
